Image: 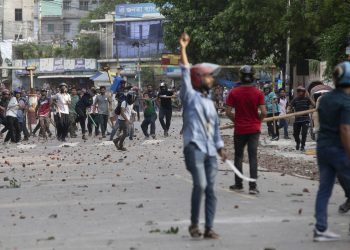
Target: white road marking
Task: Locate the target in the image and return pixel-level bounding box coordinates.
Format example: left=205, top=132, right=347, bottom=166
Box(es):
left=141, top=139, right=164, bottom=145
left=58, top=142, right=80, bottom=148
left=17, top=144, right=37, bottom=149
left=97, top=141, right=115, bottom=146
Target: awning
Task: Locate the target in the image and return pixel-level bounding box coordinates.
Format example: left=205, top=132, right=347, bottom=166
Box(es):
left=37, top=75, right=94, bottom=79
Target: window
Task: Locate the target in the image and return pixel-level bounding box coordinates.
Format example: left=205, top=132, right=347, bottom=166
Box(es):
left=15, top=34, right=23, bottom=40
left=63, top=1, right=71, bottom=10
left=79, top=1, right=89, bottom=10
left=15, top=9, right=22, bottom=21
left=64, top=23, right=71, bottom=33
left=47, top=24, right=54, bottom=33
left=92, top=0, right=97, bottom=4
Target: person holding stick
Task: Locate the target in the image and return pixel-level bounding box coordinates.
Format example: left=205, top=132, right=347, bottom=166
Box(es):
left=179, top=32, right=226, bottom=239
left=313, top=61, right=350, bottom=241
left=225, top=66, right=266, bottom=194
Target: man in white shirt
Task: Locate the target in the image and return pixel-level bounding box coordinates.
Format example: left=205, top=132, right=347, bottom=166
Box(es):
left=113, top=92, right=134, bottom=151
left=278, top=88, right=290, bottom=139
left=4, top=90, right=20, bottom=143
left=51, top=83, right=71, bottom=142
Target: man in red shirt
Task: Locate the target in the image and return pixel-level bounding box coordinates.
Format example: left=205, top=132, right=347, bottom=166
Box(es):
left=225, top=66, right=267, bottom=194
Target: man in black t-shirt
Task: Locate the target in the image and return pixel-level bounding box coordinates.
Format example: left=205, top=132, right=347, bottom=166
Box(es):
left=157, top=82, right=174, bottom=137
left=289, top=86, right=315, bottom=151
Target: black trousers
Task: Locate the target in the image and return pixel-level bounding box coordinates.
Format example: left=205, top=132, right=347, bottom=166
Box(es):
left=293, top=121, right=309, bottom=147
left=266, top=113, right=279, bottom=138
left=159, top=107, right=172, bottom=131
left=76, top=107, right=87, bottom=135
left=234, top=133, right=260, bottom=188
left=98, top=114, right=109, bottom=136
left=88, top=113, right=99, bottom=135
left=54, top=113, right=70, bottom=140
left=4, top=116, right=20, bottom=143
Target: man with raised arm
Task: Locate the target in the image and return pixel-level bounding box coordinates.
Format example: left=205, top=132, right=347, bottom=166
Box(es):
left=179, top=32, right=226, bottom=239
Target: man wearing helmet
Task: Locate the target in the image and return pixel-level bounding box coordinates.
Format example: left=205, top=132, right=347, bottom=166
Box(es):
left=51, top=83, right=71, bottom=142
left=179, top=33, right=226, bottom=239
left=313, top=61, right=350, bottom=241
left=157, top=82, right=174, bottom=137
left=226, top=65, right=267, bottom=195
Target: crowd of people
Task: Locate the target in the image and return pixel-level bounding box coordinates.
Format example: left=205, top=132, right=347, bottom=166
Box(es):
left=0, top=81, right=180, bottom=151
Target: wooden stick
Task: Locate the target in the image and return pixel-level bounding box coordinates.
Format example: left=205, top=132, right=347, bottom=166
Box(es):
left=220, top=108, right=317, bottom=130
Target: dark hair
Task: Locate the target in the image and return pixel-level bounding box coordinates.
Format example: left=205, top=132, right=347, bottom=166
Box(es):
left=278, top=88, right=285, bottom=93
left=100, top=86, right=106, bottom=90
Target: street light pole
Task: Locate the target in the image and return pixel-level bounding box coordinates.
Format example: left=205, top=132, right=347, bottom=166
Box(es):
left=137, top=42, right=141, bottom=90
left=285, top=0, right=291, bottom=96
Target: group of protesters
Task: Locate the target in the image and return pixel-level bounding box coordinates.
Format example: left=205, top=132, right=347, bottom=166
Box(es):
left=179, top=32, right=350, bottom=242
left=0, top=80, right=179, bottom=151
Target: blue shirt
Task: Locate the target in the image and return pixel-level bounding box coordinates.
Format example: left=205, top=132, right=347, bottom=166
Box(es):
left=265, top=92, right=279, bottom=114
left=180, top=64, right=224, bottom=156
left=318, top=90, right=350, bottom=148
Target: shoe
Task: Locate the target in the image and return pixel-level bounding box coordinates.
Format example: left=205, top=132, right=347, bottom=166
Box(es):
left=113, top=138, right=119, bottom=148
left=82, top=134, right=87, bottom=140
left=144, top=136, right=150, bottom=140
left=88, top=133, right=92, bottom=137
left=71, top=135, right=77, bottom=138
left=313, top=228, right=340, bottom=242
left=117, top=146, right=127, bottom=151
left=48, top=133, right=52, bottom=138
left=188, top=224, right=202, bottom=238
left=338, top=199, right=350, bottom=214
left=151, top=134, right=156, bottom=139
left=203, top=228, right=220, bottom=239
left=284, top=136, right=291, bottom=139
left=249, top=187, right=260, bottom=195
left=300, top=147, right=305, bottom=152
left=129, top=137, right=133, bottom=140
left=229, top=185, right=243, bottom=192
left=296, top=144, right=300, bottom=150
left=271, top=136, right=279, bottom=141
left=164, top=130, right=169, bottom=137
left=102, top=135, right=106, bottom=138
left=23, top=137, right=29, bottom=141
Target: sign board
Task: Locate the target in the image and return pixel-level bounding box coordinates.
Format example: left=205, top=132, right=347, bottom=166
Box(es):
left=161, top=54, right=181, bottom=65
left=346, top=46, right=350, bottom=55
left=116, top=3, right=162, bottom=18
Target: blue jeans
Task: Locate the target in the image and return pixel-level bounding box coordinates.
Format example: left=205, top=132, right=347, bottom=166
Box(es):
left=184, top=143, right=218, bottom=229
left=315, top=146, right=350, bottom=232
left=279, top=118, right=289, bottom=137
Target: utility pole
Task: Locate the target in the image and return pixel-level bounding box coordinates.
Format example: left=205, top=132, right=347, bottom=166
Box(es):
left=285, top=0, right=291, bottom=96
left=38, top=0, right=42, bottom=43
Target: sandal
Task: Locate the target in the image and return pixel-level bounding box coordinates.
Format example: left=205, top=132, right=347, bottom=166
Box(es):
left=203, top=228, right=220, bottom=239
left=188, top=224, right=202, bottom=238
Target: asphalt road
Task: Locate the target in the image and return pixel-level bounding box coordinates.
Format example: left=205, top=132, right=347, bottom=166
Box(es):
left=0, top=116, right=349, bottom=250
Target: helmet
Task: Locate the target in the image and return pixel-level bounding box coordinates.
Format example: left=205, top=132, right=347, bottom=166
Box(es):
left=239, top=65, right=255, bottom=83
left=126, top=91, right=136, bottom=105
left=263, top=84, right=271, bottom=90
left=190, top=63, right=221, bottom=89
left=59, top=82, right=67, bottom=87
left=14, top=88, right=21, bottom=95
left=333, top=61, right=350, bottom=87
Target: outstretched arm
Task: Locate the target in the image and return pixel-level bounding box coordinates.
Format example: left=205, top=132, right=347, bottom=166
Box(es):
left=179, top=33, right=190, bottom=65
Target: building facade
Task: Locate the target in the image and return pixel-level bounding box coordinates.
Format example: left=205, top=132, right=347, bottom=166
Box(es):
left=1, top=0, right=35, bottom=41
left=33, top=0, right=101, bottom=43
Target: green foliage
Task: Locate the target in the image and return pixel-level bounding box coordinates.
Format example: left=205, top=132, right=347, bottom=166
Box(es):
left=154, top=0, right=350, bottom=73
left=13, top=35, right=100, bottom=59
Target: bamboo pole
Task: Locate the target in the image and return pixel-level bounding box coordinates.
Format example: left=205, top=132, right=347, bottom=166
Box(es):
left=220, top=108, right=317, bottom=130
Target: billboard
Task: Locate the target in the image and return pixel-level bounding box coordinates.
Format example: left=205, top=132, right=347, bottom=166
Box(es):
left=115, top=3, right=162, bottom=18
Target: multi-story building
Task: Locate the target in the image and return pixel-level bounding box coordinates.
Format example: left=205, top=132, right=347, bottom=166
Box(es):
left=0, top=0, right=35, bottom=41
left=33, top=0, right=101, bottom=43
